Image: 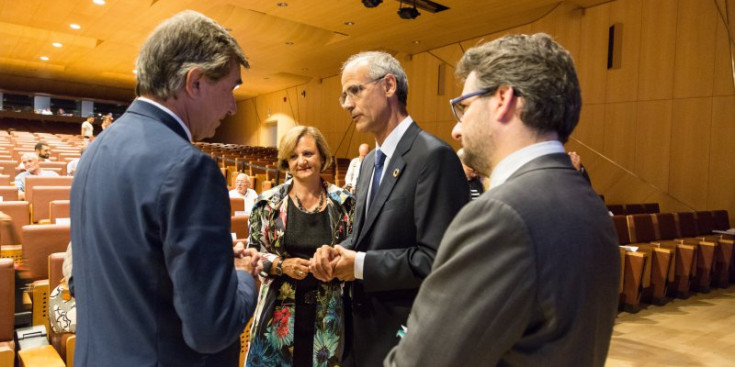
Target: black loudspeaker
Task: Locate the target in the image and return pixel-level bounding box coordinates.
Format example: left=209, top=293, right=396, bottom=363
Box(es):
left=362, top=0, right=382, bottom=8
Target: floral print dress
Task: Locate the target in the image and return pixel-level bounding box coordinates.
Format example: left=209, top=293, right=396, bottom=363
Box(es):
left=246, top=180, right=355, bottom=367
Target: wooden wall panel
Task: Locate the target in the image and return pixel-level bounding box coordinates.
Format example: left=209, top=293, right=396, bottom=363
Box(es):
left=575, top=103, right=606, bottom=152
left=637, top=0, right=677, bottom=100
left=605, top=0, right=642, bottom=103
left=603, top=102, right=637, bottom=171
left=668, top=97, right=712, bottom=209
left=635, top=100, right=672, bottom=190
left=673, top=0, right=717, bottom=99
left=552, top=3, right=584, bottom=64
left=406, top=53, right=442, bottom=124
left=712, top=0, right=735, bottom=96
left=708, top=96, right=735, bottom=220
left=578, top=4, right=610, bottom=104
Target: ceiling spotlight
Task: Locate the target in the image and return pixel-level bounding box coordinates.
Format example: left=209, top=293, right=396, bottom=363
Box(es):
left=285, top=41, right=294, bottom=45
left=362, top=0, right=382, bottom=8
left=70, top=23, right=81, bottom=29
left=397, top=0, right=420, bottom=19
left=344, top=21, right=355, bottom=26
left=93, top=0, right=106, bottom=5
left=40, top=56, right=49, bottom=61
left=52, top=42, right=63, bottom=48
left=276, top=2, right=288, bottom=6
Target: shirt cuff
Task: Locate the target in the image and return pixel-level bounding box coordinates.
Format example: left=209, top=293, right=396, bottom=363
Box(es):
left=355, top=251, right=366, bottom=280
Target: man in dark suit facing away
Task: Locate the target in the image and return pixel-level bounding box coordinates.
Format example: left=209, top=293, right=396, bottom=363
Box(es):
left=385, top=33, right=620, bottom=367
left=310, top=51, right=469, bottom=366
left=70, top=11, right=259, bottom=367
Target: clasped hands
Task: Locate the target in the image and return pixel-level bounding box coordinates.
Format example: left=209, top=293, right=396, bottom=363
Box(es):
left=309, top=245, right=356, bottom=282
left=233, top=241, right=260, bottom=277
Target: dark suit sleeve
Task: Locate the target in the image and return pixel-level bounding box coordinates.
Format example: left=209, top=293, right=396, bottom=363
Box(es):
left=384, top=198, right=536, bottom=366
left=364, top=144, right=469, bottom=292
left=158, top=152, right=257, bottom=353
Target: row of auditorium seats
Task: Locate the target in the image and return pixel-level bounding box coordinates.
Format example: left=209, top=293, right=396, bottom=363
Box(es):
left=607, top=202, right=660, bottom=215
left=613, top=209, right=733, bottom=313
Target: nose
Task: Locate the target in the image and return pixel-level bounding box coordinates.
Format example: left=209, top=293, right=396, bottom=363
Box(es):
left=340, top=96, right=355, bottom=110
left=451, top=122, right=462, bottom=141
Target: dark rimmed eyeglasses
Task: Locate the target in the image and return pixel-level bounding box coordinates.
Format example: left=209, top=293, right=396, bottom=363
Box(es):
left=339, top=75, right=387, bottom=105
left=449, top=88, right=495, bottom=122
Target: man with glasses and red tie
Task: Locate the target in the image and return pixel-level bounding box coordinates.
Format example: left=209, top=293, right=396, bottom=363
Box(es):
left=310, top=51, right=468, bottom=366
left=385, top=33, right=620, bottom=367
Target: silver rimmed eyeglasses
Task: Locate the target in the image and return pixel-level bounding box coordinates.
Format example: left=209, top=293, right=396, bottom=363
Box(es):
left=449, top=88, right=495, bottom=122
left=339, top=75, right=386, bottom=105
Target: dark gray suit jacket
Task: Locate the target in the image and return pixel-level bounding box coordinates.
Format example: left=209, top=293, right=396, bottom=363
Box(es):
left=385, top=153, right=620, bottom=366
left=342, top=122, right=468, bottom=366
left=70, top=100, right=257, bottom=366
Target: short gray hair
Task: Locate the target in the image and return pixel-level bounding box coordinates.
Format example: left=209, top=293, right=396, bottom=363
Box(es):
left=456, top=33, right=581, bottom=143
left=21, top=152, right=38, bottom=162
left=135, top=10, right=249, bottom=100
left=342, top=51, right=409, bottom=105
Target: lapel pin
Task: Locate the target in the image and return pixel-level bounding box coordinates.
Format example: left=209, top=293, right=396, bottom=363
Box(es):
left=393, top=168, right=400, bottom=178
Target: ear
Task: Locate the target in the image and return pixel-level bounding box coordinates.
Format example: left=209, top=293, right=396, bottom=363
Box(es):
left=184, top=67, right=206, bottom=98
left=492, top=85, right=517, bottom=123
left=383, top=74, right=398, bottom=98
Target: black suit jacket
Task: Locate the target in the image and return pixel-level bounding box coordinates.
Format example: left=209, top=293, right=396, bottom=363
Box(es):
left=70, top=100, right=257, bottom=366
left=342, top=122, right=468, bottom=366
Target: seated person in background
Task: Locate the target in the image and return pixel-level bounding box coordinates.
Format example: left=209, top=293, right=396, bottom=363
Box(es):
left=568, top=151, right=591, bottom=184
left=14, top=152, right=59, bottom=199
left=66, top=146, right=86, bottom=176
left=458, top=148, right=485, bottom=201
left=16, top=142, right=52, bottom=172
left=229, top=173, right=258, bottom=214
left=343, top=143, right=369, bottom=193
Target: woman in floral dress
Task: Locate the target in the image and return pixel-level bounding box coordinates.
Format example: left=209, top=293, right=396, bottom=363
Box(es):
left=246, top=126, right=355, bottom=367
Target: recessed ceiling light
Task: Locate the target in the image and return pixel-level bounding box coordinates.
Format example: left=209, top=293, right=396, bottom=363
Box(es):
left=93, top=0, right=106, bottom=4
left=40, top=56, right=49, bottom=61
left=412, top=40, right=421, bottom=45
left=132, top=69, right=137, bottom=74
left=52, top=42, right=63, bottom=48
left=285, top=41, right=294, bottom=45
left=345, top=21, right=355, bottom=26
left=277, top=2, right=288, bottom=6
left=70, top=23, right=81, bottom=30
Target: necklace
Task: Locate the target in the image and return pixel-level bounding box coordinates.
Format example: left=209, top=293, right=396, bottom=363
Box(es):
left=294, top=189, right=325, bottom=214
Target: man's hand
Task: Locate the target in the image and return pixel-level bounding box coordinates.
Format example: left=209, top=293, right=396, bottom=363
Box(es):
left=310, top=245, right=339, bottom=282
left=333, top=245, right=356, bottom=281
left=234, top=242, right=260, bottom=277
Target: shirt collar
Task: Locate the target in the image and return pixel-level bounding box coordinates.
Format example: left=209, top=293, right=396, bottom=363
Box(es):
left=376, top=116, right=413, bottom=160
left=489, top=140, right=565, bottom=190
left=137, top=97, right=193, bottom=142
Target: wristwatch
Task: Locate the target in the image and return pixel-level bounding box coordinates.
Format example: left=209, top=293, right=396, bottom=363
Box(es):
left=274, top=258, right=284, bottom=276
left=259, top=260, right=273, bottom=278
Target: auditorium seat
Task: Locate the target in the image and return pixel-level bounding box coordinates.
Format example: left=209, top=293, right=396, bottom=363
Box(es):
left=21, top=224, right=70, bottom=281
left=613, top=215, right=649, bottom=313
left=0, top=175, right=10, bottom=186
left=627, top=214, right=673, bottom=304
left=24, top=176, right=73, bottom=205
left=677, top=212, right=717, bottom=292
left=39, top=161, right=68, bottom=176
left=652, top=213, right=696, bottom=298
left=607, top=204, right=624, bottom=215
left=0, top=161, right=17, bottom=181
left=0, top=258, right=14, bottom=367
left=47, top=252, right=74, bottom=363
left=30, top=186, right=71, bottom=223
left=0, top=201, right=30, bottom=246
left=231, top=215, right=249, bottom=243
left=624, top=204, right=646, bottom=215
left=230, top=197, right=245, bottom=217
left=712, top=210, right=732, bottom=231
left=49, top=200, right=70, bottom=224
left=0, top=186, right=19, bottom=201
left=642, top=203, right=660, bottom=214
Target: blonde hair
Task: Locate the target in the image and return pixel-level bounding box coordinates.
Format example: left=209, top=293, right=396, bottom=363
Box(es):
left=277, top=126, right=332, bottom=172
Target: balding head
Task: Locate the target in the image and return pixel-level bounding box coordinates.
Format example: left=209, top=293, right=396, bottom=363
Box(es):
left=358, top=143, right=369, bottom=159
left=21, top=152, right=40, bottom=174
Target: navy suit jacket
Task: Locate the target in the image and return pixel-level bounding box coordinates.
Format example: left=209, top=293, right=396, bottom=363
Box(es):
left=342, top=122, right=469, bottom=366
left=70, top=100, right=257, bottom=366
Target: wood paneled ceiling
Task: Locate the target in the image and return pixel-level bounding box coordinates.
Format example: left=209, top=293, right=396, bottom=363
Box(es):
left=0, top=0, right=610, bottom=102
